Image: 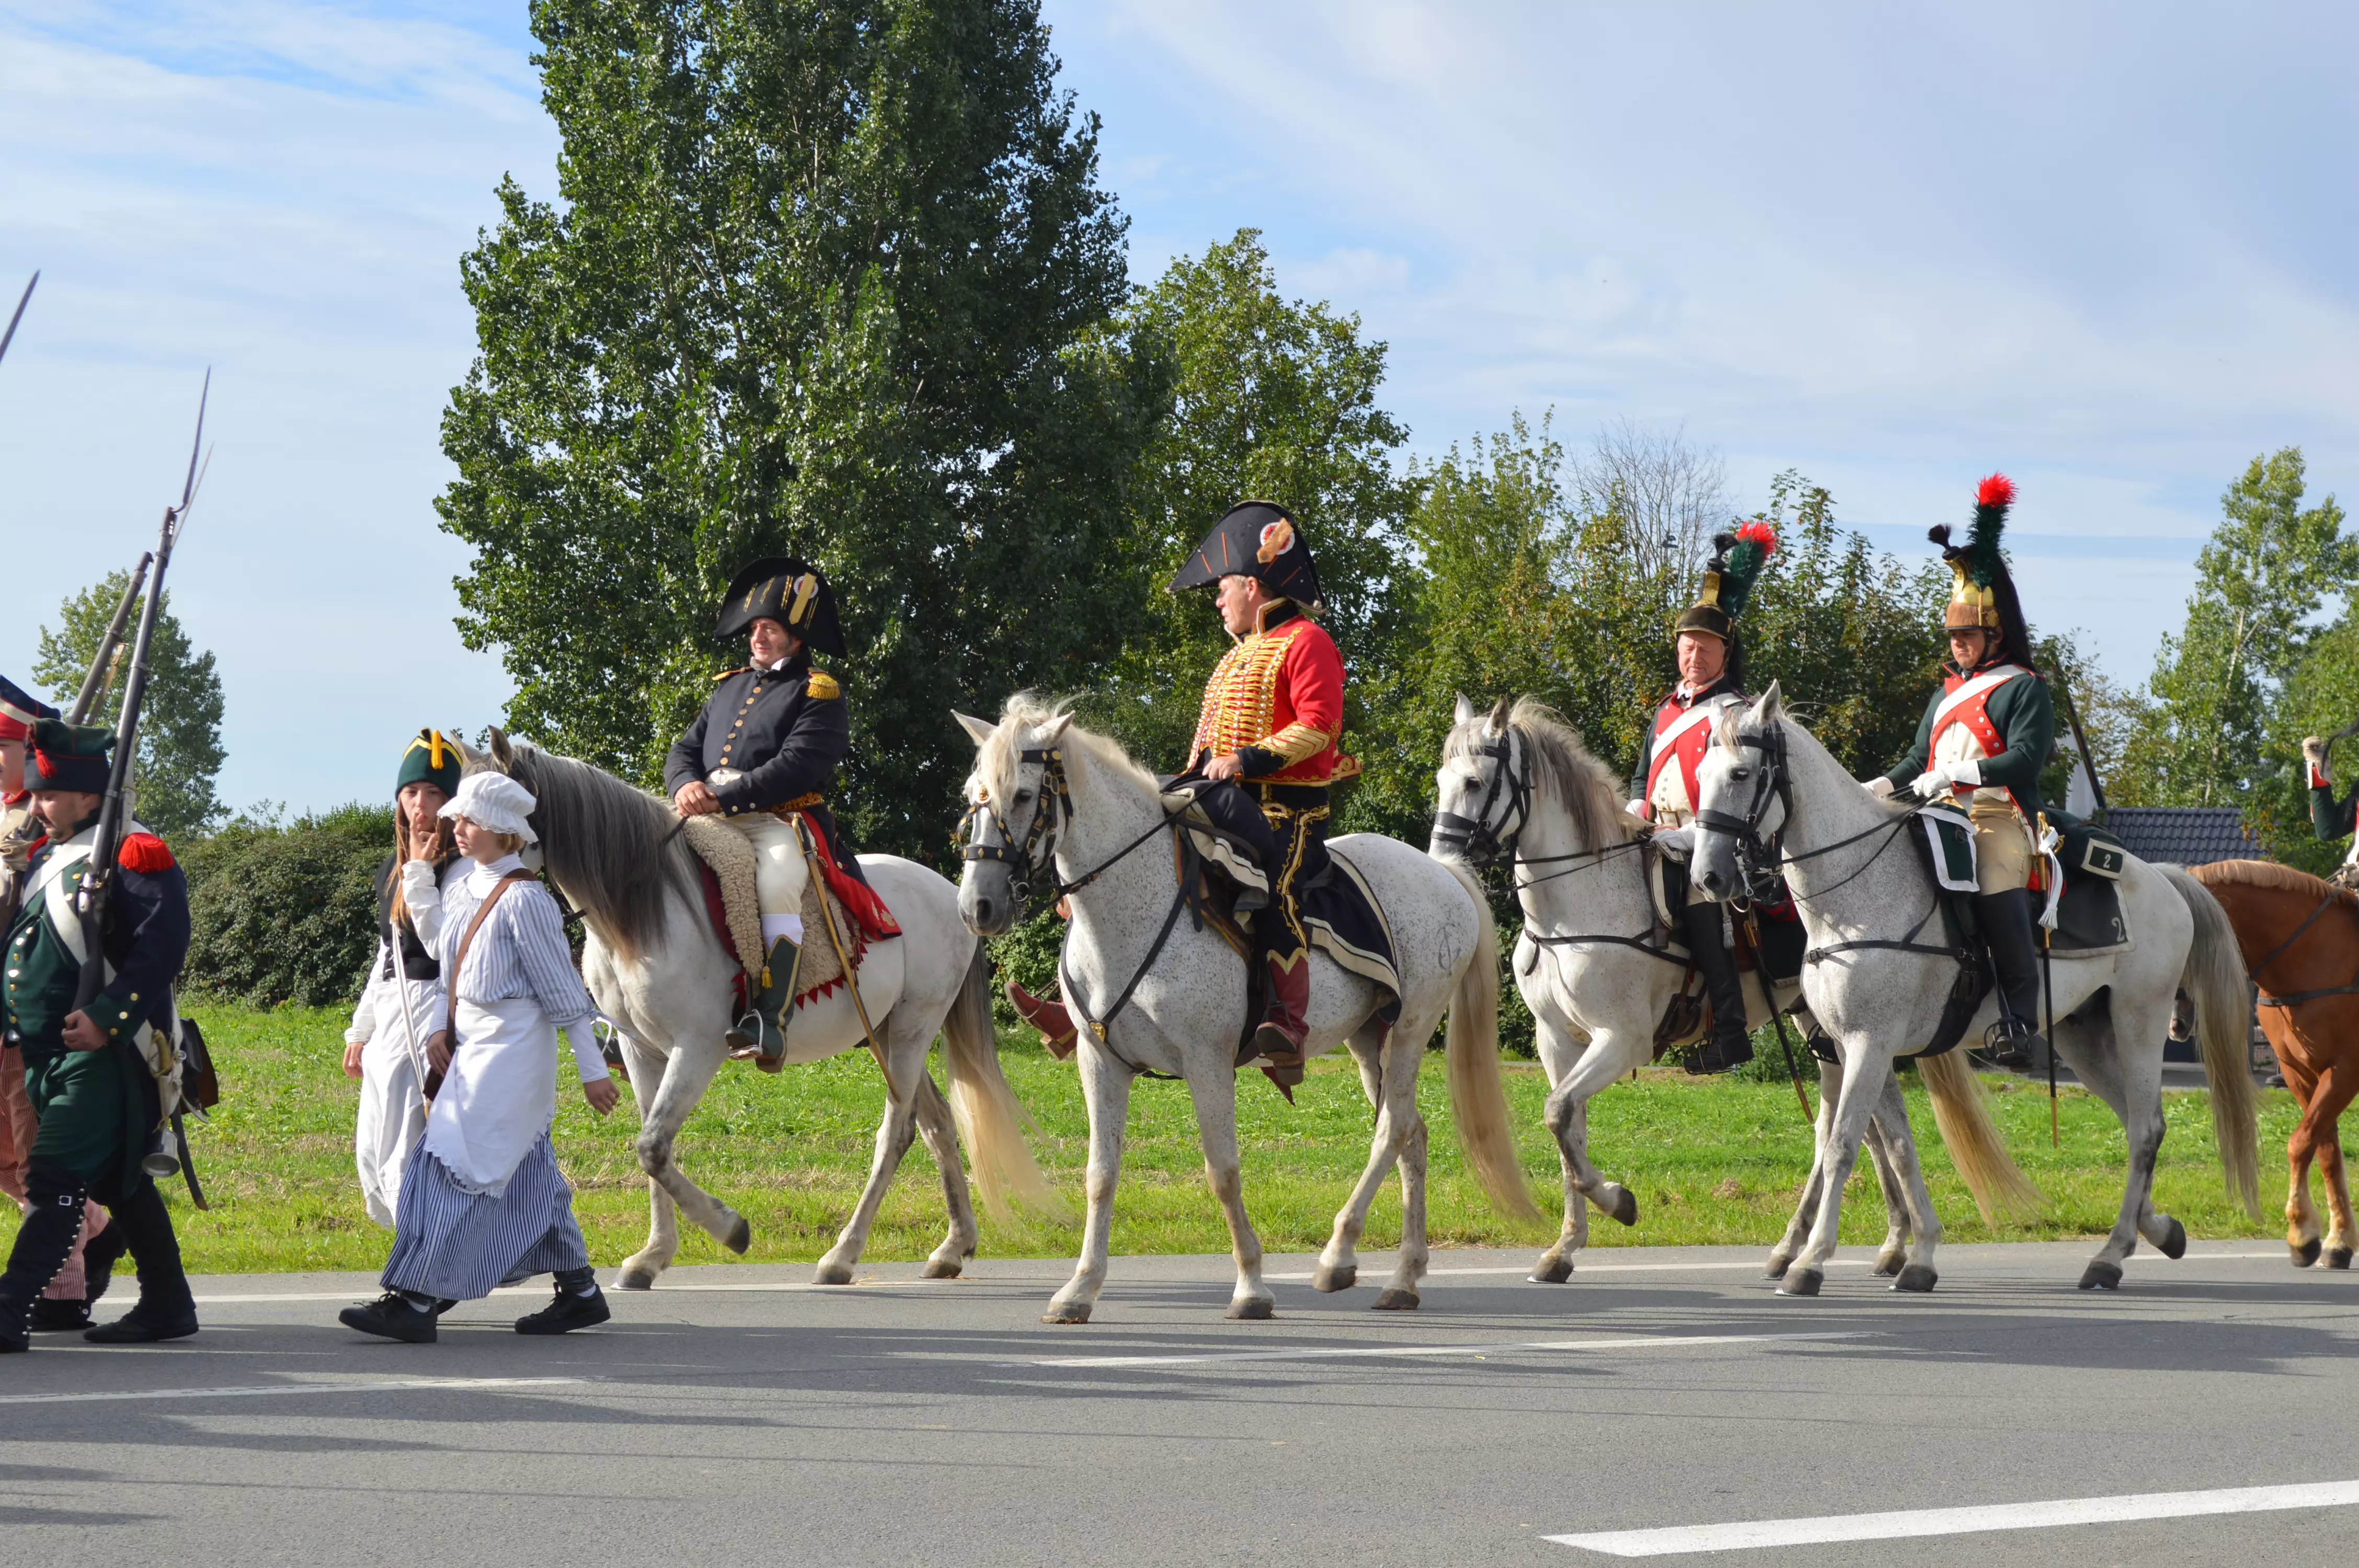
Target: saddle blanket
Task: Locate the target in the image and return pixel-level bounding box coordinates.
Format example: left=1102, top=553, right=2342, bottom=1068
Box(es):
left=681, top=811, right=900, bottom=1009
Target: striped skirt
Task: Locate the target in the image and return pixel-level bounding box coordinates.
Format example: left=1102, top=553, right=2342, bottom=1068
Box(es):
left=381, top=1134, right=589, bottom=1302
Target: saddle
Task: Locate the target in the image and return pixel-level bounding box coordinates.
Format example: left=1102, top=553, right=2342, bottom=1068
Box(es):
left=679, top=813, right=894, bottom=1012
left=1643, top=835, right=1805, bottom=1055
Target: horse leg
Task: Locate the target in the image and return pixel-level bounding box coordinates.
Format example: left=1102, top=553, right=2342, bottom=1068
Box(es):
left=911, top=1072, right=981, bottom=1278
left=1768, top=1055, right=1843, bottom=1280
left=812, top=1041, right=922, bottom=1286
left=2058, top=1006, right=2166, bottom=1290
left=1862, top=1100, right=1912, bottom=1276
left=1534, top=1026, right=1648, bottom=1283
left=1782, top=1048, right=1893, bottom=1297
left=2286, top=1059, right=2353, bottom=1269
left=635, top=1034, right=752, bottom=1256
left=1382, top=1094, right=1432, bottom=1312
left=1869, top=1066, right=1942, bottom=1291
left=615, top=1032, right=682, bottom=1289
left=1187, top=1068, right=1274, bottom=1320
left=1045, top=1044, right=1131, bottom=1324
left=1313, top=1028, right=1390, bottom=1294
left=1528, top=1019, right=1604, bottom=1283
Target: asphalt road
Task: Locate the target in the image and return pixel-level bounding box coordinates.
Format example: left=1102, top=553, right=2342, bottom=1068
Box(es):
left=5, top=1239, right=2358, bottom=1567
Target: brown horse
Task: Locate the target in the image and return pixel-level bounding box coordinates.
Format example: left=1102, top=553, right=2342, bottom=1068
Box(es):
left=2189, top=860, right=2359, bottom=1268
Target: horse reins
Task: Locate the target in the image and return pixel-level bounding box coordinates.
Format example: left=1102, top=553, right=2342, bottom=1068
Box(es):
left=2248, top=887, right=2359, bottom=1009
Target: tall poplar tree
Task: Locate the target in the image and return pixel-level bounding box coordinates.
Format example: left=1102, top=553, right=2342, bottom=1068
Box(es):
left=439, top=0, right=1164, bottom=860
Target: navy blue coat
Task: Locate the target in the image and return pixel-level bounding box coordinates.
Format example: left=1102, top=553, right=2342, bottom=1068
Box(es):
left=663, top=651, right=848, bottom=817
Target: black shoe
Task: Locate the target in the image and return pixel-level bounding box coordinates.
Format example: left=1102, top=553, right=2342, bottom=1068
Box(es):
left=27, top=1297, right=91, bottom=1333
left=84, top=1309, right=200, bottom=1345
left=514, top=1284, right=610, bottom=1335
left=1685, top=1028, right=1756, bottom=1075
left=338, top=1292, right=438, bottom=1344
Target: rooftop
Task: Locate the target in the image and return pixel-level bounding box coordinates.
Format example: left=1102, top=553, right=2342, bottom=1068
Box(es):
left=2102, top=806, right=2262, bottom=868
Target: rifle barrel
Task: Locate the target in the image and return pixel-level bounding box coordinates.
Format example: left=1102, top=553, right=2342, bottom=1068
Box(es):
left=0, top=272, right=35, bottom=371
left=70, top=555, right=155, bottom=724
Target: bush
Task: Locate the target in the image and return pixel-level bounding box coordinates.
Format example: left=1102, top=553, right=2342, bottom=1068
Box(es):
left=181, top=803, right=393, bottom=1008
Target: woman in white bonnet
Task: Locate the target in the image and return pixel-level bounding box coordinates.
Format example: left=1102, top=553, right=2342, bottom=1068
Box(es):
left=339, top=769, right=619, bottom=1343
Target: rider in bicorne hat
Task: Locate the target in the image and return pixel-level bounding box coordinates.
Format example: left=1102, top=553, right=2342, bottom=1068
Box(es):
left=1006, top=502, right=1351, bottom=1084
left=665, top=557, right=895, bottom=1068
left=1629, top=523, right=1777, bottom=1074
left=1871, top=475, right=2057, bottom=1069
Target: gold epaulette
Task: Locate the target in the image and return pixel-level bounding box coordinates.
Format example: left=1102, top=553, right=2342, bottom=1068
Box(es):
left=807, top=671, right=840, bottom=699
left=712, top=667, right=749, bottom=683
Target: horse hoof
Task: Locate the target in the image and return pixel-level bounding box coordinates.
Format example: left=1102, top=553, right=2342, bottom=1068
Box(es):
left=1372, top=1288, right=1421, bottom=1311
left=1763, top=1254, right=1792, bottom=1281
left=2078, top=1260, right=2124, bottom=1291
left=1603, top=1185, right=1639, bottom=1227
left=722, top=1215, right=752, bottom=1255
left=1893, top=1263, right=1938, bottom=1294
left=1310, top=1263, right=1356, bottom=1293
left=615, top=1268, right=657, bottom=1292
left=812, top=1262, right=854, bottom=1286
left=2294, top=1238, right=2323, bottom=1269
left=1225, top=1297, right=1275, bottom=1321
left=2330, top=1249, right=2355, bottom=1272
left=2157, top=1217, right=2188, bottom=1261
left=1042, top=1301, right=1092, bottom=1324
left=1529, top=1256, right=1574, bottom=1284
left=1778, top=1267, right=1823, bottom=1297
left=1874, top=1250, right=1906, bottom=1278
left=921, top=1258, right=963, bottom=1280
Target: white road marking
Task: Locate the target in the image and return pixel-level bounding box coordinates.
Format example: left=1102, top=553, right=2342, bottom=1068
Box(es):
left=0, top=1375, right=583, bottom=1407
left=1271, top=1250, right=2282, bottom=1282
left=1028, top=1329, right=1865, bottom=1369
left=1546, top=1479, right=2359, bottom=1556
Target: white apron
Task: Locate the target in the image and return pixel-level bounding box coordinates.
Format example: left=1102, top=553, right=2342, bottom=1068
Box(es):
left=420, top=996, right=559, bottom=1198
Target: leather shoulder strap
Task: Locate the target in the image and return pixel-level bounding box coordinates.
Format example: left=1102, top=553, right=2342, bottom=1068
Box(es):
left=450, top=871, right=533, bottom=1004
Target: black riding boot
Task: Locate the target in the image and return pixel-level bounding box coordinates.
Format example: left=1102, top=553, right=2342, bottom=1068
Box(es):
left=725, top=934, right=801, bottom=1073
left=1678, top=902, right=1754, bottom=1074
left=83, top=1180, right=198, bottom=1345
left=0, top=1162, right=90, bottom=1353
left=1974, top=887, right=2047, bottom=1070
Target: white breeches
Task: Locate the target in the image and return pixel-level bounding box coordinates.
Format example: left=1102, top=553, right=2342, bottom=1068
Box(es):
left=729, top=812, right=809, bottom=942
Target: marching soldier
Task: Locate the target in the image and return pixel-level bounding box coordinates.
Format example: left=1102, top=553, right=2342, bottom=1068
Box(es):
left=0, top=718, right=197, bottom=1351
left=2299, top=736, right=2359, bottom=891
left=666, top=557, right=891, bottom=1066
left=1007, top=502, right=1347, bottom=1085
left=1870, top=474, right=2056, bottom=1069
left=1628, top=524, right=1778, bottom=1074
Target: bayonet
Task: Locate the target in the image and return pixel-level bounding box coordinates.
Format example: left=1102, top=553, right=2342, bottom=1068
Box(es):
left=0, top=271, right=35, bottom=371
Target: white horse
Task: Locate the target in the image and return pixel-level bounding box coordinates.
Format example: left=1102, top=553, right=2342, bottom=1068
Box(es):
left=1430, top=696, right=2027, bottom=1286
left=1685, top=687, right=2261, bottom=1294
left=466, top=733, right=1057, bottom=1288
left=955, top=696, right=1542, bottom=1323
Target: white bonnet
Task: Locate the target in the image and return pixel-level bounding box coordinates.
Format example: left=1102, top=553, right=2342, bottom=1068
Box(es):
left=439, top=771, right=539, bottom=844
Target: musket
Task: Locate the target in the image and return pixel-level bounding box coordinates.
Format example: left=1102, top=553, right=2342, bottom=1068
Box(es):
left=69, top=555, right=155, bottom=724
left=2051, top=668, right=2108, bottom=822
left=0, top=272, right=35, bottom=372
left=70, top=371, right=210, bottom=1184
left=2322, top=714, right=2359, bottom=782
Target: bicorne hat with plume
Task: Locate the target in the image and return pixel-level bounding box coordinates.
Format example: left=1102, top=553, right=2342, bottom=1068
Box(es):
left=1929, top=474, right=2034, bottom=669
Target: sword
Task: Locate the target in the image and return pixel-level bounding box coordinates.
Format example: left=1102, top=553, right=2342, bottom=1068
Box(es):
left=0, top=272, right=36, bottom=372
left=794, top=815, right=891, bottom=1092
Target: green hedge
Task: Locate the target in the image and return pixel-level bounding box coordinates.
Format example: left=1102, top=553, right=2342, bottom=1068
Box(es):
left=180, top=804, right=391, bottom=1008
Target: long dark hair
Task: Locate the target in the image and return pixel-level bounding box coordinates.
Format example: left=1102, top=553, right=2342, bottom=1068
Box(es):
left=388, top=787, right=458, bottom=936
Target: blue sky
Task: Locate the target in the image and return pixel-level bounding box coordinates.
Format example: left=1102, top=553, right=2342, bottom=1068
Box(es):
left=4, top=2, right=2354, bottom=815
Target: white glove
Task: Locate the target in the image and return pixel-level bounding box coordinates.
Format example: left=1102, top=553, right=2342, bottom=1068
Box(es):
left=1625, top=798, right=1651, bottom=823
left=1909, top=759, right=1981, bottom=799
left=1653, top=825, right=1696, bottom=861
left=1862, top=776, right=1896, bottom=800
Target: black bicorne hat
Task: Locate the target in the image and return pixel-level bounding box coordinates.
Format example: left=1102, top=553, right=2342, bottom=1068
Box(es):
left=0, top=673, right=56, bottom=742
left=1167, top=501, right=1324, bottom=613
left=716, top=557, right=845, bottom=657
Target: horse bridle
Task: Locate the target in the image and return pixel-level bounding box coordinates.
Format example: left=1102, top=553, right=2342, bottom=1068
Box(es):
left=1431, top=731, right=1530, bottom=868
left=958, top=747, right=1072, bottom=908
left=1691, top=725, right=1792, bottom=904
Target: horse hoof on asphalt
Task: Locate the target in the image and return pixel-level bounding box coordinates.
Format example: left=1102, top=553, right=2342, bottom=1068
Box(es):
left=1874, top=1250, right=1906, bottom=1277
left=1372, top=1288, right=1421, bottom=1311
left=2293, top=1238, right=2322, bottom=1269
left=2078, top=1260, right=2123, bottom=1291
left=1042, top=1301, right=1092, bottom=1324
left=1602, top=1185, right=1639, bottom=1227
left=1529, top=1256, right=1574, bottom=1284
left=812, top=1262, right=854, bottom=1286
left=615, top=1267, right=657, bottom=1292
left=1311, top=1263, right=1357, bottom=1293
left=1763, top=1254, right=1792, bottom=1281
left=722, top=1215, right=753, bottom=1255
left=1225, top=1297, right=1276, bottom=1321
left=1778, top=1266, right=1822, bottom=1297
left=1892, top=1263, right=1938, bottom=1294
left=2157, top=1217, right=2188, bottom=1260
left=2329, top=1248, right=2354, bottom=1271
left=921, top=1258, right=963, bottom=1279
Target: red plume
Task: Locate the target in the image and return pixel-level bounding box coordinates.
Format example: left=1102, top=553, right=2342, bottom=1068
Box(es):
left=1734, top=519, right=1778, bottom=557
left=1976, top=473, right=2016, bottom=510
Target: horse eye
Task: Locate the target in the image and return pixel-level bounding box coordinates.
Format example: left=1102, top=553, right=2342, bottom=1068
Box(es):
left=1014, top=789, right=1033, bottom=805
left=1731, top=767, right=1750, bottom=781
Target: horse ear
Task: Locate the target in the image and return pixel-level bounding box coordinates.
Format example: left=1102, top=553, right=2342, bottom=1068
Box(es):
left=1487, top=696, right=1510, bottom=732
left=953, top=711, right=997, bottom=748
left=1455, top=693, right=1479, bottom=726
left=1039, top=712, right=1075, bottom=745
left=488, top=728, right=514, bottom=769
left=1752, top=682, right=1784, bottom=724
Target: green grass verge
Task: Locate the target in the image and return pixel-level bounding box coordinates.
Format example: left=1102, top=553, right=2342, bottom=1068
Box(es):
left=0, top=1002, right=2296, bottom=1274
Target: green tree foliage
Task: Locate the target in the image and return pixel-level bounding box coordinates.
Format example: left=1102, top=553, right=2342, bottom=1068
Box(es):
left=2123, top=448, right=2353, bottom=816
left=33, top=571, right=227, bottom=840
left=1075, top=230, right=1419, bottom=773
left=438, top=0, right=1163, bottom=862
left=180, top=804, right=392, bottom=1007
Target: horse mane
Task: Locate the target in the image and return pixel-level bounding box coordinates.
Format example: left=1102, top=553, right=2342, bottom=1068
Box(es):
left=978, top=691, right=1162, bottom=804
left=2191, top=857, right=2356, bottom=907
left=1446, top=698, right=1632, bottom=848
left=472, top=744, right=696, bottom=963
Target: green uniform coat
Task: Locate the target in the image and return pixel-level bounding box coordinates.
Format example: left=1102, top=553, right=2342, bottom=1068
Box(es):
left=1883, top=664, right=2057, bottom=823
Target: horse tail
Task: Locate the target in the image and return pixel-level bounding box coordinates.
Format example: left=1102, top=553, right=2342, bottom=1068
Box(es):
left=1918, top=1050, right=2043, bottom=1224
left=2162, top=864, right=2262, bottom=1219
left=941, top=945, right=1069, bottom=1226
left=1437, top=858, right=1544, bottom=1224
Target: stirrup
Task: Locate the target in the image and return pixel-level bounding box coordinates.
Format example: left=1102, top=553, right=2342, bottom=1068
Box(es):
left=1977, top=1023, right=2043, bottom=1070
